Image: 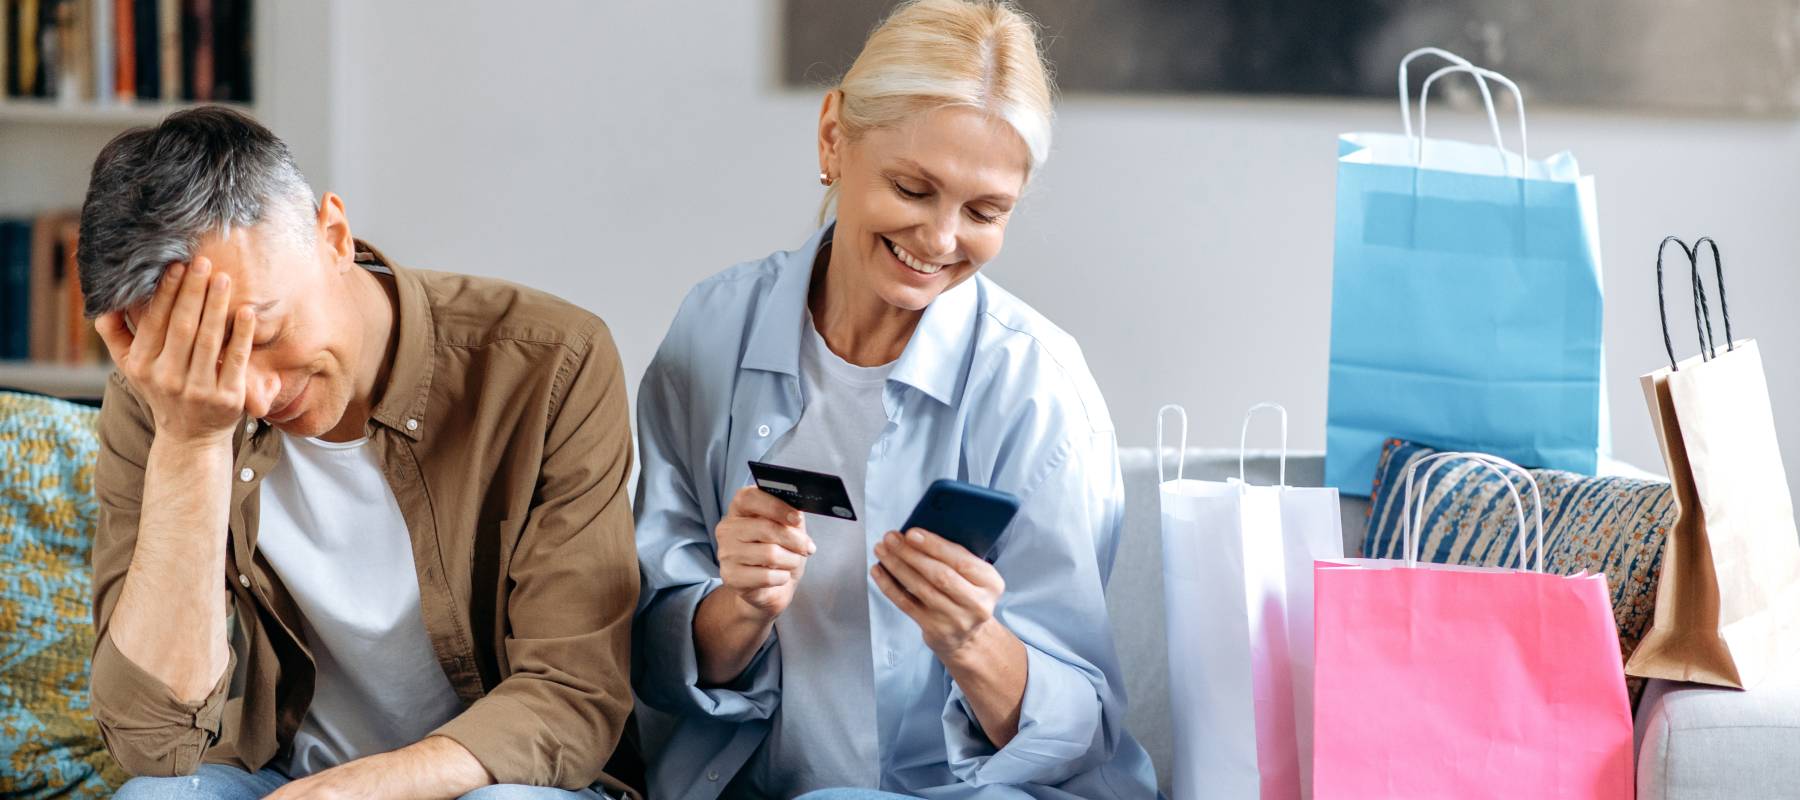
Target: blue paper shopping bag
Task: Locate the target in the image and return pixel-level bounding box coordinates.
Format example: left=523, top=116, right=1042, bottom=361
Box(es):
left=1325, top=50, right=1605, bottom=495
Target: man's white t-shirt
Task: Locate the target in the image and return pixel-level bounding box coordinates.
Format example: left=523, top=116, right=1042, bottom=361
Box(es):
left=255, top=432, right=465, bottom=777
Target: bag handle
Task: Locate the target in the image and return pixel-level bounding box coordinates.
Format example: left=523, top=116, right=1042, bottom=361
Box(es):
left=1237, top=402, right=1288, bottom=487
left=1398, top=47, right=1501, bottom=149
left=1418, top=63, right=1529, bottom=178
left=1156, top=404, right=1189, bottom=484
left=1691, top=237, right=1734, bottom=360
left=1400, top=452, right=1545, bottom=572
left=1655, top=236, right=1737, bottom=371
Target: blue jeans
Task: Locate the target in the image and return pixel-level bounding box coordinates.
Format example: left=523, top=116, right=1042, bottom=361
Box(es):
left=795, top=791, right=919, bottom=800
left=114, top=763, right=607, bottom=799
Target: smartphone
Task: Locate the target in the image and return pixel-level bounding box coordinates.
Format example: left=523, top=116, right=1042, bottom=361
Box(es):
left=900, top=479, right=1021, bottom=561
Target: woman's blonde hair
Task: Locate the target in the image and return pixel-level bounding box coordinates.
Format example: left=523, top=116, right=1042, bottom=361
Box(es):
left=823, top=0, right=1055, bottom=215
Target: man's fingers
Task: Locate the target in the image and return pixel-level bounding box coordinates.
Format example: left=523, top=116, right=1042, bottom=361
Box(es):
left=132, top=262, right=187, bottom=359
left=186, top=273, right=233, bottom=388
left=94, top=311, right=134, bottom=365
left=217, top=308, right=255, bottom=397
left=158, top=259, right=213, bottom=371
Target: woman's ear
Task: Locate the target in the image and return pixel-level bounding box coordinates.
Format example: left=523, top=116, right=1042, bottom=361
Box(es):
left=817, top=89, right=845, bottom=181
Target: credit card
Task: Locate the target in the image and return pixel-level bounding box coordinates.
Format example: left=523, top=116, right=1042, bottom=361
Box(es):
left=747, top=461, right=857, bottom=521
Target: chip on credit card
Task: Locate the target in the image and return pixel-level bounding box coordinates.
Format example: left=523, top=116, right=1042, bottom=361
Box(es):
left=748, top=461, right=857, bottom=521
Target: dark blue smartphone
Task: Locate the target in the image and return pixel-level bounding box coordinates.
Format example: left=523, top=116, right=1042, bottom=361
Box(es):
left=901, top=479, right=1021, bottom=561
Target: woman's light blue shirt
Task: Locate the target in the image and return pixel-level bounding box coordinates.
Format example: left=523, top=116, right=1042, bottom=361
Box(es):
left=633, top=225, right=1157, bottom=799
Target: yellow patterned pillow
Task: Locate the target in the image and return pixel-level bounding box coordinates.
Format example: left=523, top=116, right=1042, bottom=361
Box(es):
left=0, top=391, right=126, bottom=798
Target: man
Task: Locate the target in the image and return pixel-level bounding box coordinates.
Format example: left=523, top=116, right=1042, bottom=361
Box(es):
left=81, top=106, right=640, bottom=799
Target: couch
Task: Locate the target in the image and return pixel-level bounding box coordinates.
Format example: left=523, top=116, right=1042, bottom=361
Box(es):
left=1106, top=445, right=1800, bottom=798
left=4, top=389, right=1797, bottom=798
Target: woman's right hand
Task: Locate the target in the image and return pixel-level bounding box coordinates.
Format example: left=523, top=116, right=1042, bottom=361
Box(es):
left=716, top=486, right=816, bottom=620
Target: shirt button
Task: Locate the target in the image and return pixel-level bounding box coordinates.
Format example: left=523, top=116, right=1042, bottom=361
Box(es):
left=406, top=418, right=419, bottom=431
left=757, top=424, right=770, bottom=437
left=238, top=574, right=251, bottom=588
left=707, top=770, right=720, bottom=782
left=239, top=468, right=254, bottom=482
left=886, top=648, right=899, bottom=665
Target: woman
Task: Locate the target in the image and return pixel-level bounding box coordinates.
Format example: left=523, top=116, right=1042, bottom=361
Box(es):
left=633, top=2, right=1156, bottom=797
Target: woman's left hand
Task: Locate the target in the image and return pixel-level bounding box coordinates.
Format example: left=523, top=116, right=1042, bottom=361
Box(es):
left=872, top=528, right=1006, bottom=657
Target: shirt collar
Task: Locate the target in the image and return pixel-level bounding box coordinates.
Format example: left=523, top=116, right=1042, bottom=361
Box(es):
left=357, top=240, right=435, bottom=441
left=739, top=224, right=833, bottom=377
left=739, top=222, right=979, bottom=408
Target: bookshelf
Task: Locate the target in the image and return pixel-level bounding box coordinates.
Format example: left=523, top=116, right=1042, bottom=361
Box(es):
left=0, top=360, right=110, bottom=399
left=2, top=0, right=332, bottom=402
left=0, top=96, right=251, bottom=125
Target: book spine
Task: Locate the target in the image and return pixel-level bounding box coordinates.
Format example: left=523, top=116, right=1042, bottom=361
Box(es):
left=155, top=0, right=171, bottom=101
left=27, top=213, right=58, bottom=361
left=187, top=0, right=207, bottom=101
left=18, top=0, right=37, bottom=96
left=110, top=0, right=128, bottom=101
left=2, top=221, right=32, bottom=360
left=1, top=0, right=11, bottom=99
left=63, top=0, right=88, bottom=102
left=56, top=220, right=96, bottom=365
left=90, top=0, right=109, bottom=101
left=130, top=0, right=151, bottom=99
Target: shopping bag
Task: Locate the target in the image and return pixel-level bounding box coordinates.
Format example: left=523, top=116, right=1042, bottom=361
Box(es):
left=1157, top=403, right=1344, bottom=800
left=1325, top=47, right=1605, bottom=495
left=1625, top=236, right=1800, bottom=688
left=1313, top=452, right=1634, bottom=799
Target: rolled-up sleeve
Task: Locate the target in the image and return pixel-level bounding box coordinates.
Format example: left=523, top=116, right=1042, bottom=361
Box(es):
left=631, top=305, right=781, bottom=722
left=940, top=430, right=1130, bottom=787
left=430, top=321, right=639, bottom=788
left=89, top=374, right=234, bottom=777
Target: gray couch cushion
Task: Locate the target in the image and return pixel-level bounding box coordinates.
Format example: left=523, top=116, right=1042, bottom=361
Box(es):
left=1107, top=447, right=1367, bottom=794
left=1635, top=678, right=1800, bottom=799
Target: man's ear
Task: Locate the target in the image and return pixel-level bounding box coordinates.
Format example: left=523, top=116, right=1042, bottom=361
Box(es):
left=315, top=193, right=355, bottom=272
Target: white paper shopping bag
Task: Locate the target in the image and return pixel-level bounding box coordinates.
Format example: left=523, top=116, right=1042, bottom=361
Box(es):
left=1628, top=236, right=1800, bottom=688
left=1157, top=404, right=1344, bottom=800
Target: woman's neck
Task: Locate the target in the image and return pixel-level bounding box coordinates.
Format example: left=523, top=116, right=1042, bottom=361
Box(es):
left=809, top=240, right=920, bottom=367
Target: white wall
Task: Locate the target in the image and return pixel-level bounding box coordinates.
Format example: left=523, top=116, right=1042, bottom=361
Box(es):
left=324, top=0, right=1800, bottom=497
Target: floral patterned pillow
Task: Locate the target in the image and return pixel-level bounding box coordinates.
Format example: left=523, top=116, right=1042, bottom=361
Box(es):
left=1361, top=439, right=1672, bottom=707
left=0, top=391, right=126, bottom=798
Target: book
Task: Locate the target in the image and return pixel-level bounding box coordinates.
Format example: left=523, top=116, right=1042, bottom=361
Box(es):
left=112, top=0, right=130, bottom=101
left=211, top=0, right=243, bottom=102
left=28, top=212, right=68, bottom=361
left=1, top=220, right=32, bottom=360
left=1, top=0, right=9, bottom=98
left=156, top=0, right=172, bottom=100
left=56, top=218, right=97, bottom=364
left=90, top=0, right=109, bottom=100
left=181, top=0, right=206, bottom=101
left=49, top=0, right=88, bottom=102
left=16, top=0, right=38, bottom=97
left=131, top=0, right=153, bottom=99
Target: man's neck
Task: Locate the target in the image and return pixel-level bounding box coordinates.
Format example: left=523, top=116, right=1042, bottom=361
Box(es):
left=319, top=265, right=400, bottom=443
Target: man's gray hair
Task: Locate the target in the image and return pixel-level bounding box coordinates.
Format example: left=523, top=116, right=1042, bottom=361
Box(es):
left=77, top=105, right=317, bottom=319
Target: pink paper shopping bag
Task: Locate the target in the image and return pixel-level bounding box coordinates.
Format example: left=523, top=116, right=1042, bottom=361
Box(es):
left=1313, top=453, right=1634, bottom=800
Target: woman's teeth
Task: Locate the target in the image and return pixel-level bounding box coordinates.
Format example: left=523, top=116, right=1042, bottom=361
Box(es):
left=890, top=240, right=945, bottom=275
